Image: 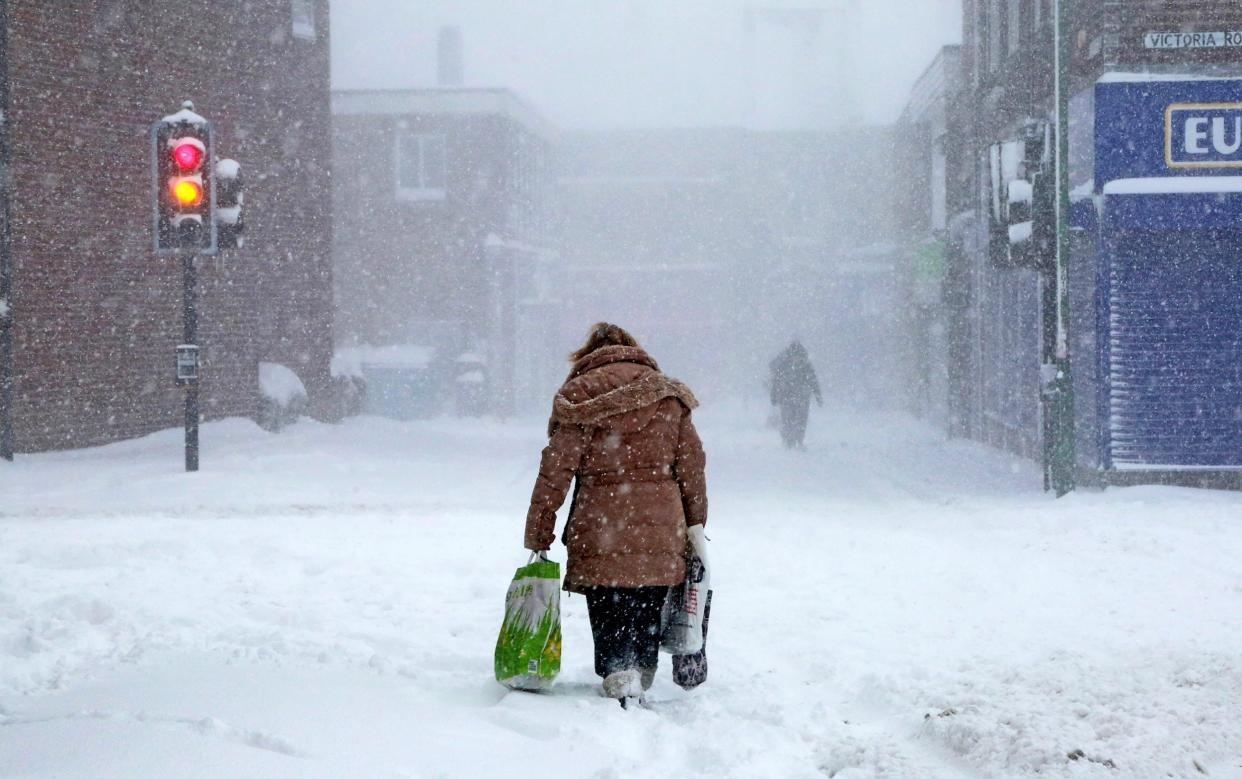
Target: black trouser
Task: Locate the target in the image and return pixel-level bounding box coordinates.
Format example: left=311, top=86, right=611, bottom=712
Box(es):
left=583, top=586, right=669, bottom=678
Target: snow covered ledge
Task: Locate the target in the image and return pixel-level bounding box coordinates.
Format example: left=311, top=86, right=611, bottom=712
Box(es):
left=1102, top=176, right=1242, bottom=195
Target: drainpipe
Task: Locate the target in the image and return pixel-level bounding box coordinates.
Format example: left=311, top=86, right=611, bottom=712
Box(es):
left=0, top=1, right=13, bottom=461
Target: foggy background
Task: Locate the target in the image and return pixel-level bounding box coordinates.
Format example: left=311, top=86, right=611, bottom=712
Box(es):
left=332, top=1, right=962, bottom=130
left=330, top=0, right=963, bottom=413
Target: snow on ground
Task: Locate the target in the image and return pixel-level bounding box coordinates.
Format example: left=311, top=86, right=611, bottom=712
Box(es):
left=1, top=402, right=1240, bottom=778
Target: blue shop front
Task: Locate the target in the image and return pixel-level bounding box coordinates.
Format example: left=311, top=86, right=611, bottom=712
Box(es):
left=1071, top=75, right=1242, bottom=476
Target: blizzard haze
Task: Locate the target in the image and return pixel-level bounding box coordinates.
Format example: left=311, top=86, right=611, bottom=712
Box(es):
left=5, top=2, right=1242, bottom=778
left=331, top=1, right=963, bottom=407
left=331, top=0, right=963, bottom=129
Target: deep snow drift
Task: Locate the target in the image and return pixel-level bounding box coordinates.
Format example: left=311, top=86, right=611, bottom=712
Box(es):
left=1, top=404, right=1239, bottom=778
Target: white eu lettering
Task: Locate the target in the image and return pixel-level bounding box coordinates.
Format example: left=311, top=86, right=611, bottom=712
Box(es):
left=1185, top=118, right=1210, bottom=154
left=1212, top=116, right=1242, bottom=155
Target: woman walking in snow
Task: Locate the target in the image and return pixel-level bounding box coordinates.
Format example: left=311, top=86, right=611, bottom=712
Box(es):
left=524, top=323, right=707, bottom=702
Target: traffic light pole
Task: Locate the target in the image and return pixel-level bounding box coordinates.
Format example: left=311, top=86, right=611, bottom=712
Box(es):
left=0, top=3, right=12, bottom=462
left=1046, top=0, right=1077, bottom=496
left=182, top=251, right=199, bottom=472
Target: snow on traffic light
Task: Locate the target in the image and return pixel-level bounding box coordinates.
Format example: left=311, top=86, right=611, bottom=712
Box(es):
left=214, top=158, right=244, bottom=250
left=152, top=101, right=216, bottom=254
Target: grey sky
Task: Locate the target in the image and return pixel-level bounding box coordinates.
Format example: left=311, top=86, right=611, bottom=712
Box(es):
left=331, top=1, right=962, bottom=129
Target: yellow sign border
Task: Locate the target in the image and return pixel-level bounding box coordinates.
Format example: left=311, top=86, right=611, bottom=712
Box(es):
left=1165, top=102, right=1242, bottom=169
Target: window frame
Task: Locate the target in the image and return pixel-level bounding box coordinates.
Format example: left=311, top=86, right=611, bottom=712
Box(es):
left=292, top=0, right=316, bottom=40
left=394, top=132, right=448, bottom=202
left=1007, top=0, right=1023, bottom=54
left=987, top=0, right=1004, bottom=72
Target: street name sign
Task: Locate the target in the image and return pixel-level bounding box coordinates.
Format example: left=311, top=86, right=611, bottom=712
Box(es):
left=1144, top=31, right=1242, bottom=49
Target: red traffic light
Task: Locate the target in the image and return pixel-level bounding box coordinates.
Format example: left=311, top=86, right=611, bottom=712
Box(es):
left=171, top=140, right=204, bottom=171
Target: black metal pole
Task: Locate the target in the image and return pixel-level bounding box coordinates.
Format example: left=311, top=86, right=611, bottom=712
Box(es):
left=183, top=251, right=199, bottom=472
left=0, top=0, right=14, bottom=462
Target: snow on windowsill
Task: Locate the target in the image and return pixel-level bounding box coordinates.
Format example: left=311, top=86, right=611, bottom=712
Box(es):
left=1069, top=181, right=1095, bottom=202
left=1007, top=179, right=1033, bottom=205
left=1103, top=176, right=1242, bottom=195
left=1008, top=221, right=1033, bottom=244
left=1098, top=71, right=1242, bottom=84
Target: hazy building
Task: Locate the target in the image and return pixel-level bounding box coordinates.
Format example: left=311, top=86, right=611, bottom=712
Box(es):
left=892, top=45, right=963, bottom=426
left=331, top=87, right=554, bottom=415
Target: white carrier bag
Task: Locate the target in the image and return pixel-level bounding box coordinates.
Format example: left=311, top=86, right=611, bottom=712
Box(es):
left=661, top=524, right=710, bottom=655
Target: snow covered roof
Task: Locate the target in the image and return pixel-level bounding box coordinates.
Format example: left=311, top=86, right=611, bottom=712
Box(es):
left=332, top=88, right=553, bottom=141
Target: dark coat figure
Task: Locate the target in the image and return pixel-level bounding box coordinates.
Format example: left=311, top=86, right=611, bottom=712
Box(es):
left=769, top=340, right=822, bottom=449
left=525, top=323, right=707, bottom=702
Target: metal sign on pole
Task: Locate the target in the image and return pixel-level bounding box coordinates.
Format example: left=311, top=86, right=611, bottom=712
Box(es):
left=1046, top=0, right=1077, bottom=496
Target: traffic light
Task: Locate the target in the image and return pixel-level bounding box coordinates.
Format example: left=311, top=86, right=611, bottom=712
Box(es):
left=152, top=102, right=216, bottom=253
left=215, top=158, right=244, bottom=250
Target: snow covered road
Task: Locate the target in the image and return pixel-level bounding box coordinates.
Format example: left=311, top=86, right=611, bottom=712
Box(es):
left=1, top=406, right=1240, bottom=778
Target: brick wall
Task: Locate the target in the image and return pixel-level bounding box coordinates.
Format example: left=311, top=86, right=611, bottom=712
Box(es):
left=5, top=0, right=333, bottom=452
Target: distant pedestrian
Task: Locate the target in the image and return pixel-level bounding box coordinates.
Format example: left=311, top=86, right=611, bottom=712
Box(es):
left=523, top=322, right=707, bottom=705
left=769, top=340, right=822, bottom=449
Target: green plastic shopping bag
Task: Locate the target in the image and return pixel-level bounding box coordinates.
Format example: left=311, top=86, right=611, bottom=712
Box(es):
left=494, top=552, right=561, bottom=690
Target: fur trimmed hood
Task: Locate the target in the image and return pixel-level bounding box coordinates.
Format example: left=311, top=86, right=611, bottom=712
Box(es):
left=553, top=371, right=698, bottom=429
left=546, top=346, right=699, bottom=436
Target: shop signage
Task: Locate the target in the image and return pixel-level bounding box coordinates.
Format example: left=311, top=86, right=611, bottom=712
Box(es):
left=1165, top=103, right=1242, bottom=168
left=1144, top=31, right=1242, bottom=49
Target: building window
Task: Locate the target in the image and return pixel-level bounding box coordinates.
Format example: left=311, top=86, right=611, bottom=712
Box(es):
left=395, top=133, right=447, bottom=201
left=1007, top=0, right=1022, bottom=53
left=292, top=0, right=316, bottom=40
left=987, top=0, right=1004, bottom=72
left=974, top=0, right=987, bottom=87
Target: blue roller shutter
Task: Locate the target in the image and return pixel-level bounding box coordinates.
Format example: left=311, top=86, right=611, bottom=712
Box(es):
left=1106, top=227, right=1242, bottom=468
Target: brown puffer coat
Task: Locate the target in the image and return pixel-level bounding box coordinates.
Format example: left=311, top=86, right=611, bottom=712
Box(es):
left=524, top=345, right=707, bottom=593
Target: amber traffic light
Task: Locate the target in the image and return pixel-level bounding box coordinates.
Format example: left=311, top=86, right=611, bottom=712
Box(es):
left=171, top=177, right=204, bottom=207
left=152, top=103, right=216, bottom=253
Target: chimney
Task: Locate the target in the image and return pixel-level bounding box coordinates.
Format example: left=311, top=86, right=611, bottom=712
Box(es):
left=437, top=26, right=464, bottom=87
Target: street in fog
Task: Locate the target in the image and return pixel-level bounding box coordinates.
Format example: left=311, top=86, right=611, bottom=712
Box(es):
left=3, top=1, right=1242, bottom=777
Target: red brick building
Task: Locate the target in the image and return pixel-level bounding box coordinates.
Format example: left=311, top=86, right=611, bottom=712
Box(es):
left=0, top=0, right=334, bottom=455
left=332, top=88, right=554, bottom=415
